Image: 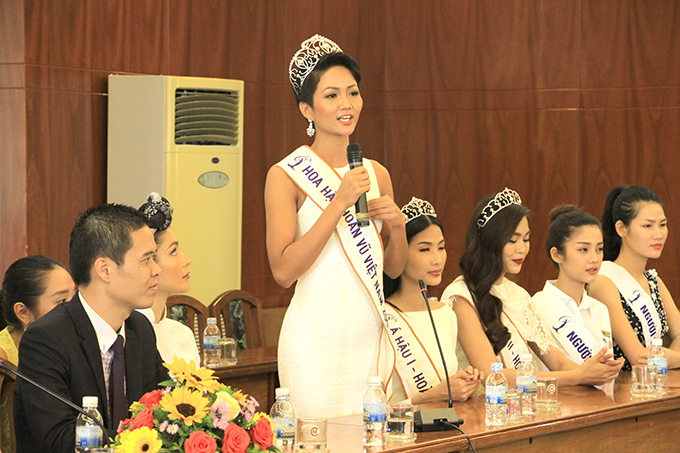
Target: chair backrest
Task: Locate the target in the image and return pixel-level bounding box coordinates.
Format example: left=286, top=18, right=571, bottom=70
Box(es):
left=0, top=361, right=16, bottom=453
left=210, top=290, right=265, bottom=349
left=166, top=295, right=210, bottom=355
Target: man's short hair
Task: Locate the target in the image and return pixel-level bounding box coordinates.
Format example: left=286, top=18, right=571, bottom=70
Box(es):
left=69, top=203, right=149, bottom=286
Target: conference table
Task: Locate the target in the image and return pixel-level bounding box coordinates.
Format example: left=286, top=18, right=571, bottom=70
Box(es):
left=326, top=371, right=680, bottom=452
left=211, top=346, right=279, bottom=409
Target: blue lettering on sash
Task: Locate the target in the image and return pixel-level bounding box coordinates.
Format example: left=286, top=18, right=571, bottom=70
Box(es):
left=565, top=331, right=593, bottom=360
left=640, top=305, right=658, bottom=337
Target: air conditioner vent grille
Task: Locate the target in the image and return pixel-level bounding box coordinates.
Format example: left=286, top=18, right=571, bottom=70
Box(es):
left=174, top=88, right=240, bottom=145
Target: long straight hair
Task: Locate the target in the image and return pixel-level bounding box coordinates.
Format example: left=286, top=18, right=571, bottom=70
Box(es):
left=459, top=195, right=530, bottom=355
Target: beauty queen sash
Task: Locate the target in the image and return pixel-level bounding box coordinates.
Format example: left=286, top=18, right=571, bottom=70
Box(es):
left=277, top=146, right=407, bottom=397
left=537, top=289, right=610, bottom=364
left=450, top=278, right=532, bottom=370
left=599, top=261, right=662, bottom=346
left=381, top=304, right=446, bottom=399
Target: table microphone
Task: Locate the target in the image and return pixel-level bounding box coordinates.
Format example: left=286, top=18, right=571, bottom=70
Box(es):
left=0, top=359, right=111, bottom=447
left=346, top=143, right=370, bottom=227
left=413, top=279, right=464, bottom=432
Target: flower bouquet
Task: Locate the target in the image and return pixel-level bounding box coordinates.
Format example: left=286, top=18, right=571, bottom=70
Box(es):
left=113, top=357, right=280, bottom=453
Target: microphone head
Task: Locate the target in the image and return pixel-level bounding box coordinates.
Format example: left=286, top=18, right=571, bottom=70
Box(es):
left=418, top=279, right=426, bottom=290
left=347, top=143, right=363, bottom=163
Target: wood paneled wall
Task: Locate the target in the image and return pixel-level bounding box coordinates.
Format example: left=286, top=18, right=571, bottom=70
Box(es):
left=1, top=0, right=679, bottom=307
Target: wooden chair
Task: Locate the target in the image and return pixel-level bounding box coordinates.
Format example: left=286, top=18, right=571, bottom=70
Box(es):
left=210, top=290, right=266, bottom=349
left=0, top=361, right=16, bottom=453
left=166, top=295, right=210, bottom=355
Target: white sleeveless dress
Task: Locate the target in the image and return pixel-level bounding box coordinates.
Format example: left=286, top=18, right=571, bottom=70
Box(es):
left=277, top=161, right=383, bottom=418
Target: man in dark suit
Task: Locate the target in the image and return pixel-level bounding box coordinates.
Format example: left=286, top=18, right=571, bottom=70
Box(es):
left=14, top=204, right=170, bottom=452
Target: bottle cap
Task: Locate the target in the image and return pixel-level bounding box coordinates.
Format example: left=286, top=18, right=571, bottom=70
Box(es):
left=652, top=338, right=663, bottom=346
left=207, top=317, right=217, bottom=325
left=491, top=362, right=503, bottom=373
left=82, top=396, right=98, bottom=407
left=275, top=387, right=290, bottom=397
left=520, top=354, right=532, bottom=361
left=368, top=376, right=382, bottom=385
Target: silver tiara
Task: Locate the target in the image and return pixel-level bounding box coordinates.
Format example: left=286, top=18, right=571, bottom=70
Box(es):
left=402, top=197, right=437, bottom=223
left=476, top=188, right=522, bottom=228
left=289, top=34, right=343, bottom=96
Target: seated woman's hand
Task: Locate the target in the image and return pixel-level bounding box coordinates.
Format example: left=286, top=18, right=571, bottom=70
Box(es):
left=577, top=347, right=624, bottom=386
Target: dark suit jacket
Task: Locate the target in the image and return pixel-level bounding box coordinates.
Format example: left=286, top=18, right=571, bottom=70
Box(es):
left=14, top=294, right=169, bottom=453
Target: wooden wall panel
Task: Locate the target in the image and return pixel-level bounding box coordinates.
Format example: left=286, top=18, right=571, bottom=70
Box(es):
left=3, top=0, right=679, bottom=312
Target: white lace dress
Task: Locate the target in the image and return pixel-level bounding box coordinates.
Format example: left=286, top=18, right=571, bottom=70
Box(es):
left=277, top=161, right=383, bottom=418
left=442, top=276, right=556, bottom=373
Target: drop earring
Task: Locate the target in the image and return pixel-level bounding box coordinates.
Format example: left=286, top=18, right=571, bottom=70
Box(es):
left=306, top=119, right=315, bottom=137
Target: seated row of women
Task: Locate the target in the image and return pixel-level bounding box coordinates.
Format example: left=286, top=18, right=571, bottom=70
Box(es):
left=0, top=193, right=199, bottom=367
left=387, top=185, right=679, bottom=405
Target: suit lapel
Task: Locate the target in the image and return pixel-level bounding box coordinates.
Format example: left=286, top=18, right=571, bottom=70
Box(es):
left=124, top=327, right=142, bottom=405
left=64, top=294, right=110, bottom=425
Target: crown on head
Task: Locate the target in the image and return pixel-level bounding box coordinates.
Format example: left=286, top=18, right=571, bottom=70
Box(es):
left=402, top=197, right=437, bottom=223
left=476, top=188, right=522, bottom=228
left=289, top=34, right=343, bottom=95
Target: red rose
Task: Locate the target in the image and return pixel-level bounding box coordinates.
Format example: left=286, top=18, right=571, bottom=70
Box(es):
left=117, top=417, right=133, bottom=434
left=128, top=408, right=155, bottom=430
left=184, top=430, right=218, bottom=453
left=250, top=417, right=274, bottom=449
left=222, top=423, right=251, bottom=453
left=139, top=389, right=164, bottom=409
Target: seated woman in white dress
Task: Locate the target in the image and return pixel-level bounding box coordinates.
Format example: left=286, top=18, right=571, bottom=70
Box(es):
left=589, top=186, right=680, bottom=371
left=442, top=188, right=623, bottom=387
left=383, top=198, right=482, bottom=405
left=138, top=192, right=201, bottom=365
left=532, top=205, right=613, bottom=364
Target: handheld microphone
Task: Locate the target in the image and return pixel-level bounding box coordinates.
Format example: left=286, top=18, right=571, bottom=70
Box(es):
left=0, top=360, right=111, bottom=447
left=346, top=143, right=370, bottom=227
left=413, top=279, right=463, bottom=432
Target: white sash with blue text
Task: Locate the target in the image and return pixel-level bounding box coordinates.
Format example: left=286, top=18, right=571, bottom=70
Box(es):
left=276, top=146, right=397, bottom=392
left=598, top=261, right=662, bottom=346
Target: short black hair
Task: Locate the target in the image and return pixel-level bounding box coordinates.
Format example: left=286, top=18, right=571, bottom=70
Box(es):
left=69, top=203, right=149, bottom=286
left=295, top=52, right=361, bottom=106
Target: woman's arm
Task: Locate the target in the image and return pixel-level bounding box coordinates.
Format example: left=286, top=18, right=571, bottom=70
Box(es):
left=369, top=161, right=407, bottom=279
left=651, top=276, right=680, bottom=366
left=410, top=366, right=483, bottom=404
left=533, top=344, right=622, bottom=386
left=451, top=295, right=518, bottom=386
left=589, top=275, right=660, bottom=366
left=264, top=164, right=370, bottom=288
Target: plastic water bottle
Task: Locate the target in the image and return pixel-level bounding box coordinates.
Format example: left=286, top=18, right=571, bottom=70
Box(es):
left=269, top=387, right=295, bottom=452
left=516, top=354, right=536, bottom=414
left=75, top=396, right=103, bottom=451
left=203, top=317, right=221, bottom=367
left=362, top=376, right=386, bottom=447
left=485, top=363, right=508, bottom=426
left=648, top=338, right=667, bottom=394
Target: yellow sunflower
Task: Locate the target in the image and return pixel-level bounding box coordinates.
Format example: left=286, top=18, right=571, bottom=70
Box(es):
left=163, top=357, right=220, bottom=393
left=115, top=426, right=162, bottom=453
left=231, top=389, right=248, bottom=403
left=160, top=387, right=209, bottom=426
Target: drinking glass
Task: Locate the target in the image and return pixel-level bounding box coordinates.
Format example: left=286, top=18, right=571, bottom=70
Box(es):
left=295, top=417, right=327, bottom=451
left=385, top=402, right=416, bottom=443
left=536, top=377, right=559, bottom=411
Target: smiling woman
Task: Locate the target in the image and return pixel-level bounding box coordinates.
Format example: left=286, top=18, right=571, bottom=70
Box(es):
left=265, top=35, right=408, bottom=417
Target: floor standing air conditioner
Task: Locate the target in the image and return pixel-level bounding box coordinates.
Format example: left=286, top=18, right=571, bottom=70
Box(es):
left=107, top=75, right=244, bottom=305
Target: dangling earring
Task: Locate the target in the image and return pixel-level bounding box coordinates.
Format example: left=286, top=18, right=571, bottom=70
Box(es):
left=306, top=119, right=315, bottom=137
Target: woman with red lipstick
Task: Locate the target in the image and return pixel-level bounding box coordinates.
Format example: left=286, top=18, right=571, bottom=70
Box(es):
left=382, top=198, right=482, bottom=404
left=138, top=192, right=200, bottom=365
left=590, top=186, right=680, bottom=371
left=265, top=35, right=407, bottom=417
left=533, top=205, right=614, bottom=365
left=442, top=189, right=622, bottom=387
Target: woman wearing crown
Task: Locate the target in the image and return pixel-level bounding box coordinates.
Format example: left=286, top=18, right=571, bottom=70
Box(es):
left=442, top=189, right=623, bottom=387
left=265, top=35, right=407, bottom=417
left=383, top=197, right=483, bottom=404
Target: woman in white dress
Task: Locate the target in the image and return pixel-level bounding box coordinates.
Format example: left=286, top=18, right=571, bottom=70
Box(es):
left=442, top=188, right=622, bottom=387
left=589, top=186, right=680, bottom=371
left=383, top=198, right=482, bottom=405
left=532, top=205, right=613, bottom=364
left=265, top=35, right=407, bottom=417
left=138, top=192, right=201, bottom=366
